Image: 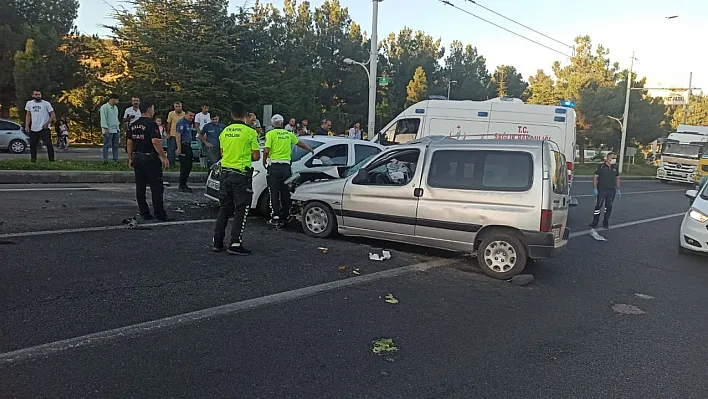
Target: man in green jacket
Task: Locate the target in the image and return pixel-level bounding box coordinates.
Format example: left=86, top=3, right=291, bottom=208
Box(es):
left=100, top=94, right=121, bottom=163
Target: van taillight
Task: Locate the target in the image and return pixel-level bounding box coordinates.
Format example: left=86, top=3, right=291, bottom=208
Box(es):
left=540, top=210, right=553, bottom=232
left=566, top=162, right=574, bottom=172
left=566, top=161, right=573, bottom=184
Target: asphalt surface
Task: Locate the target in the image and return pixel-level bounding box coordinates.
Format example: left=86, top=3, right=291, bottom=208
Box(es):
left=1, top=180, right=707, bottom=398
left=0, top=147, right=107, bottom=161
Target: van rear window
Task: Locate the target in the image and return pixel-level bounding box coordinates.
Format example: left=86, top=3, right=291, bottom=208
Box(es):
left=427, top=150, right=533, bottom=192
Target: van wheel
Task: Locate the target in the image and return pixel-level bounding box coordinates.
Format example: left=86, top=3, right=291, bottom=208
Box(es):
left=477, top=233, right=527, bottom=279
left=302, top=202, right=336, bottom=238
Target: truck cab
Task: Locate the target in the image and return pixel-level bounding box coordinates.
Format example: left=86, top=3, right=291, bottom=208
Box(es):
left=657, top=127, right=708, bottom=184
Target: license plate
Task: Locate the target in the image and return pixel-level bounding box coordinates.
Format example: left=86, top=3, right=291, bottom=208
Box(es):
left=552, top=227, right=561, bottom=241
left=207, top=180, right=220, bottom=190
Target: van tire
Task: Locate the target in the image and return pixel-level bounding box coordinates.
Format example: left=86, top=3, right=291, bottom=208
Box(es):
left=301, top=202, right=336, bottom=238
left=477, top=233, right=527, bottom=279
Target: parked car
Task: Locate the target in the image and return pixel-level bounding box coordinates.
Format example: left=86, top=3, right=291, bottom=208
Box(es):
left=291, top=137, right=571, bottom=279
left=0, top=119, right=29, bottom=154
left=204, top=136, right=385, bottom=215
left=680, top=184, right=708, bottom=255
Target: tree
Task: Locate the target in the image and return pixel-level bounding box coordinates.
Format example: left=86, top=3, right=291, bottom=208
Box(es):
left=13, top=39, right=50, bottom=109
left=488, top=65, right=528, bottom=99
left=670, top=94, right=708, bottom=129
left=526, top=69, right=558, bottom=105
left=439, top=41, right=490, bottom=101
left=0, top=0, right=80, bottom=117
left=406, top=66, right=428, bottom=106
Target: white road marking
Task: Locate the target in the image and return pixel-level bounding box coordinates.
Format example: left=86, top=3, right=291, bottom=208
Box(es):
left=0, top=219, right=216, bottom=239
left=573, top=189, right=686, bottom=198
left=569, top=212, right=684, bottom=238
left=572, top=179, right=658, bottom=183
left=0, top=187, right=98, bottom=192
left=0, top=258, right=456, bottom=366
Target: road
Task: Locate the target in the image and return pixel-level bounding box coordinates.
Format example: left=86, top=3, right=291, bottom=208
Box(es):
left=1, top=180, right=706, bottom=398
left=0, top=147, right=107, bottom=161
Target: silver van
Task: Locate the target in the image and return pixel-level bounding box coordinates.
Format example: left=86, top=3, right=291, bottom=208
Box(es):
left=290, top=137, right=571, bottom=279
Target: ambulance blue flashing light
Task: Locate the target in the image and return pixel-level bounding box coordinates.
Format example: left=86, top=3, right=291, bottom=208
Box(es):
left=560, top=99, right=575, bottom=108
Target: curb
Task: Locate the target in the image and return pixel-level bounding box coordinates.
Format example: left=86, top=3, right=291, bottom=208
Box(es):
left=0, top=171, right=208, bottom=184
left=574, top=176, right=656, bottom=181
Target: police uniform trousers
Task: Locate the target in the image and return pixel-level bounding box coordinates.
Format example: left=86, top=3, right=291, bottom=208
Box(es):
left=133, top=152, right=166, bottom=218
left=592, top=188, right=616, bottom=226
left=214, top=169, right=252, bottom=245
left=267, top=162, right=292, bottom=220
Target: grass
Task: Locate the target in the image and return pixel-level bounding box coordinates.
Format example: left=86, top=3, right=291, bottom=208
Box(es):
left=574, top=162, right=657, bottom=177
left=0, top=159, right=207, bottom=172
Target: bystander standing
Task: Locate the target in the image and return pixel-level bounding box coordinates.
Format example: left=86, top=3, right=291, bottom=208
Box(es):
left=176, top=111, right=197, bottom=192
left=348, top=122, right=362, bottom=140
left=199, top=114, right=225, bottom=168
left=24, top=89, right=55, bottom=162
left=166, top=102, right=185, bottom=168
left=314, top=119, right=329, bottom=136
left=100, top=93, right=121, bottom=164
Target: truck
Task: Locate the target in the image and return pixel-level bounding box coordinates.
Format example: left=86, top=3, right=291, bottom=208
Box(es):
left=371, top=98, right=578, bottom=204
left=656, top=124, right=708, bottom=184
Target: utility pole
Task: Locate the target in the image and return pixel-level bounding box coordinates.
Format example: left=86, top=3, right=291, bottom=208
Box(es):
left=367, top=0, right=381, bottom=138
left=447, top=80, right=457, bottom=100
left=619, top=52, right=634, bottom=174
left=682, top=72, right=692, bottom=124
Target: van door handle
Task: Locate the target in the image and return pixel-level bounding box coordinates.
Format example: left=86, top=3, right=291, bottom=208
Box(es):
left=414, top=188, right=424, bottom=197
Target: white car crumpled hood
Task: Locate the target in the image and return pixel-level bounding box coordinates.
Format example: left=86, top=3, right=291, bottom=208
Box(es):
left=291, top=175, right=347, bottom=203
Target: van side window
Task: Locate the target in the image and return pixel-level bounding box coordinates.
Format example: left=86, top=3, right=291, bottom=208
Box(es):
left=358, top=149, right=420, bottom=186
left=427, top=150, right=533, bottom=192
left=384, top=118, right=421, bottom=145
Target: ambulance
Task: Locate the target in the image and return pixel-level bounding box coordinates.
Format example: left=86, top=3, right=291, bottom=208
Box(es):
left=371, top=98, right=578, bottom=204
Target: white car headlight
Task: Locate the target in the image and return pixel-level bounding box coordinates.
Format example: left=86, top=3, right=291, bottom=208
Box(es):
left=688, top=208, right=708, bottom=223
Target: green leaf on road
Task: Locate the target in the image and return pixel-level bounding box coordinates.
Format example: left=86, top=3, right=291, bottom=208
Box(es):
left=384, top=294, right=399, bottom=304
left=372, top=338, right=399, bottom=356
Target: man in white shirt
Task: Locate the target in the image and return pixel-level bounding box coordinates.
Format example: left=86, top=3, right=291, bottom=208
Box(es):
left=348, top=122, right=362, bottom=140
left=194, top=104, right=211, bottom=133
left=194, top=104, right=211, bottom=167
left=284, top=117, right=297, bottom=133
left=24, top=89, right=56, bottom=162
left=123, top=97, right=141, bottom=127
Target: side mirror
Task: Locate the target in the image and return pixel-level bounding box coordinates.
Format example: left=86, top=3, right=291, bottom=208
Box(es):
left=686, top=190, right=698, bottom=200
left=312, top=158, right=323, bottom=166
left=353, top=168, right=369, bottom=184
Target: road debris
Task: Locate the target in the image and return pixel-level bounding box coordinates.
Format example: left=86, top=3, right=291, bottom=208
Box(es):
left=318, top=247, right=328, bottom=254
left=612, top=303, right=646, bottom=315
left=371, top=338, right=398, bottom=356
left=369, top=250, right=392, bottom=261
left=384, top=294, right=399, bottom=304
left=174, top=208, right=185, bottom=213
left=511, top=274, right=534, bottom=286
left=122, top=217, right=138, bottom=229
left=590, top=229, right=607, bottom=241
left=634, top=293, right=655, bottom=300
left=338, top=265, right=347, bottom=272
left=352, top=268, right=361, bottom=275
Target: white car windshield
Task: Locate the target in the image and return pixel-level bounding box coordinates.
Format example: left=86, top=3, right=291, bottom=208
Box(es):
left=292, top=139, right=324, bottom=161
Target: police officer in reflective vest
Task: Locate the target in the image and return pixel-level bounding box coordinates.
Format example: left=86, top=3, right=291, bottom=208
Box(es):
left=590, top=152, right=621, bottom=229
left=212, top=102, right=260, bottom=255
left=126, top=101, right=169, bottom=221
left=263, top=114, right=313, bottom=228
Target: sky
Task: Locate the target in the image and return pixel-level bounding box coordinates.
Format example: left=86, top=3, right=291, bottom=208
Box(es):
left=77, top=0, right=708, bottom=97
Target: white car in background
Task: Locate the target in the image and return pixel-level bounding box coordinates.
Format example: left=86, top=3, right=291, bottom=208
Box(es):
left=0, top=119, right=29, bottom=154
left=680, top=184, right=708, bottom=255
left=205, top=137, right=384, bottom=215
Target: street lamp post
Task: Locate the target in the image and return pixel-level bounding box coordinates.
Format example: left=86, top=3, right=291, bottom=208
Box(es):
left=618, top=52, right=635, bottom=174
left=343, top=0, right=381, bottom=140
left=367, top=0, right=381, bottom=138
left=447, top=80, right=457, bottom=100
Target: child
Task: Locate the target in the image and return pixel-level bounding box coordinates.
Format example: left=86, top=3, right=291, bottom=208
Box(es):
left=58, top=118, right=69, bottom=150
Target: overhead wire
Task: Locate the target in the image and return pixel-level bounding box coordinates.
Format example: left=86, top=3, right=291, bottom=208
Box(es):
left=437, top=0, right=573, bottom=58
left=463, top=0, right=575, bottom=51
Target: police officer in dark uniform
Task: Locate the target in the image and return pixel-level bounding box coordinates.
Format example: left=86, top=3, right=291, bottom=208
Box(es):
left=590, top=152, right=621, bottom=229
left=127, top=101, right=169, bottom=221
left=212, top=102, right=260, bottom=255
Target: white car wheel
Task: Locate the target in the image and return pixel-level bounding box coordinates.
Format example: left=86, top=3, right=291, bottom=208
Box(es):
left=9, top=140, right=26, bottom=154
left=302, top=202, right=336, bottom=238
